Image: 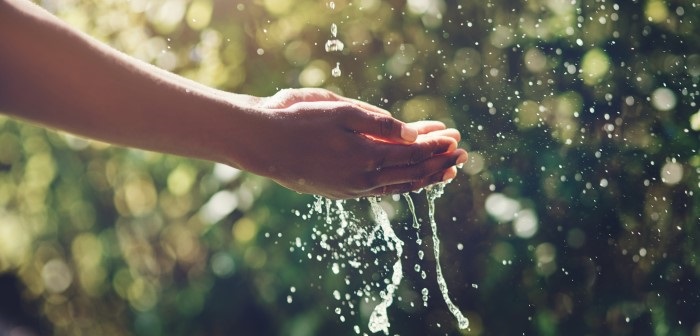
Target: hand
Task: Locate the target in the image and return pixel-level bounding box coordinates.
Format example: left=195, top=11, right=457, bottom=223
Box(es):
left=228, top=88, right=468, bottom=199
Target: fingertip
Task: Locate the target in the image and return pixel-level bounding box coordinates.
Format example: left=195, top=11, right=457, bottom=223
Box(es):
left=445, top=128, right=462, bottom=142
left=401, top=125, right=419, bottom=142
left=447, top=138, right=458, bottom=152
left=456, top=150, right=468, bottom=167
left=442, top=166, right=458, bottom=182
left=408, top=120, right=447, bottom=133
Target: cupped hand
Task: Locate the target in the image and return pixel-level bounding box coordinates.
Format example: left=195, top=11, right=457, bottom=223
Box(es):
left=229, top=88, right=467, bottom=199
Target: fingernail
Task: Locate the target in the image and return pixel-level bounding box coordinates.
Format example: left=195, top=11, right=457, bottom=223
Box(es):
left=442, top=166, right=457, bottom=182
left=455, top=151, right=468, bottom=169
left=401, top=125, right=418, bottom=142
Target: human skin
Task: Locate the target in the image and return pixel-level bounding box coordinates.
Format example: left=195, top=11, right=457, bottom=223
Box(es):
left=0, top=0, right=468, bottom=199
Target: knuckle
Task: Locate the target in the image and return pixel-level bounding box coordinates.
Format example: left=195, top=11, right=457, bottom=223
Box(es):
left=409, top=146, right=425, bottom=165
left=380, top=117, right=395, bottom=137
left=373, top=151, right=387, bottom=171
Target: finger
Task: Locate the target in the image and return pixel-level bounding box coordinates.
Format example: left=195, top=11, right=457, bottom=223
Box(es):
left=350, top=100, right=393, bottom=116
left=373, top=135, right=458, bottom=168
left=369, top=149, right=468, bottom=187
left=407, top=120, right=446, bottom=134
left=345, top=110, right=418, bottom=143
left=417, top=128, right=461, bottom=142
left=327, top=91, right=393, bottom=116
left=367, top=166, right=458, bottom=196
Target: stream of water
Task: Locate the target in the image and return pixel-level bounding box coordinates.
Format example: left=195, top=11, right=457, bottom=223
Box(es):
left=300, top=183, right=468, bottom=334
left=425, top=184, right=469, bottom=329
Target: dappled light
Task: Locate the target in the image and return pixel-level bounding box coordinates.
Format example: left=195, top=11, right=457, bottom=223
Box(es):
left=1, top=0, right=698, bottom=335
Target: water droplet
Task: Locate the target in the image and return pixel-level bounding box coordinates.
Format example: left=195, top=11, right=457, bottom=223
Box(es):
left=331, top=23, right=338, bottom=38
left=331, top=63, right=342, bottom=77
left=325, top=39, right=345, bottom=52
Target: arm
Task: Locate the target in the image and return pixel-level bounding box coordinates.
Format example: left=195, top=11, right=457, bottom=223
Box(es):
left=0, top=0, right=467, bottom=199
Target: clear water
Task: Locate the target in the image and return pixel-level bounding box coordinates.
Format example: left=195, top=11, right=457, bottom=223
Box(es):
left=298, top=183, right=468, bottom=333
left=366, top=197, right=403, bottom=334
left=425, top=184, right=469, bottom=329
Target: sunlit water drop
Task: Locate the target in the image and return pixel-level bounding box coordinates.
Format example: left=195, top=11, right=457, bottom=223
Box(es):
left=331, top=62, right=342, bottom=77
left=331, top=23, right=338, bottom=38
left=325, top=39, right=345, bottom=52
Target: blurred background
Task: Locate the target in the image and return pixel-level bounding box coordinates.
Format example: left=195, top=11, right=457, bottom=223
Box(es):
left=0, top=0, right=698, bottom=335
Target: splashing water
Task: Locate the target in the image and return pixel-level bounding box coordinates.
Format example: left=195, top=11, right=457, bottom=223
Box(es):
left=403, top=193, right=425, bottom=277
left=298, top=183, right=468, bottom=333
left=367, top=197, right=403, bottom=335
left=425, top=183, right=469, bottom=329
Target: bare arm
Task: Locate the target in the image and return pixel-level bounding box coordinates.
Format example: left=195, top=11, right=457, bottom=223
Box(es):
left=0, top=0, right=467, bottom=199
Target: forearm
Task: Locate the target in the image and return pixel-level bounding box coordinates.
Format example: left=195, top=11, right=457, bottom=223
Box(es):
left=0, top=0, right=254, bottom=164
left=0, top=0, right=467, bottom=199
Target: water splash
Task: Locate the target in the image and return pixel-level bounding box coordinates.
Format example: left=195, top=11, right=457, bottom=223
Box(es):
left=425, top=183, right=469, bottom=329
left=403, top=193, right=425, bottom=277
left=367, top=197, right=403, bottom=335
left=299, top=184, right=468, bottom=333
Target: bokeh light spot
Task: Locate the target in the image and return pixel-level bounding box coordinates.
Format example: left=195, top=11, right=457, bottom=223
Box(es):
left=651, top=87, right=677, bottom=111
left=42, top=259, right=73, bottom=294
left=580, top=48, right=610, bottom=85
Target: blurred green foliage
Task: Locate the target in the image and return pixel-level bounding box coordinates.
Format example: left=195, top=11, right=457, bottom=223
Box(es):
left=1, top=0, right=699, bottom=335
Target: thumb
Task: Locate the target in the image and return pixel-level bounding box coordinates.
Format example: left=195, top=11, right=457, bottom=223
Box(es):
left=346, top=108, right=418, bottom=143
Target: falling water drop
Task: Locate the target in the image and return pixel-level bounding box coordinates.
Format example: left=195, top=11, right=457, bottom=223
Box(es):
left=331, top=62, right=342, bottom=77
left=331, top=23, right=338, bottom=38
left=325, top=39, right=345, bottom=52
